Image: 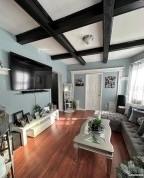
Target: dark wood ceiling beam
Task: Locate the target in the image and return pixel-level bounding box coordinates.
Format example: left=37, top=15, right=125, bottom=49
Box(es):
left=15, top=0, right=86, bottom=65
left=103, top=0, right=115, bottom=63
left=51, top=39, right=144, bottom=60
left=16, top=0, right=144, bottom=44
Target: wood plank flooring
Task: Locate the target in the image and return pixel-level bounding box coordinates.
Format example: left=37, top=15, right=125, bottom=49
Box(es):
left=13, top=111, right=129, bottom=178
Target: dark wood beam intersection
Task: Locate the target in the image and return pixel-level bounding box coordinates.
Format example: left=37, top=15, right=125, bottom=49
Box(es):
left=15, top=0, right=86, bottom=65
left=16, top=0, right=144, bottom=44
left=51, top=39, right=144, bottom=60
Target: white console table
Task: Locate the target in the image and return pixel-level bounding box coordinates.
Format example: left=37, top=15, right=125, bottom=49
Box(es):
left=12, top=110, right=59, bottom=146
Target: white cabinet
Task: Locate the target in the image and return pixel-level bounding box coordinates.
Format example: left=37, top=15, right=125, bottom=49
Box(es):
left=12, top=110, right=59, bottom=145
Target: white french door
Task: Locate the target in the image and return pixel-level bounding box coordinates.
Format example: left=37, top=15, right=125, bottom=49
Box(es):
left=85, top=73, right=102, bottom=110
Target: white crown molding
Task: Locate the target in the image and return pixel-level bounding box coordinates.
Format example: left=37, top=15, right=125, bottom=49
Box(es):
left=70, top=67, right=124, bottom=75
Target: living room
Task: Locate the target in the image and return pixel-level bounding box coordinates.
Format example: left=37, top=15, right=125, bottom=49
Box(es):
left=0, top=0, right=144, bottom=178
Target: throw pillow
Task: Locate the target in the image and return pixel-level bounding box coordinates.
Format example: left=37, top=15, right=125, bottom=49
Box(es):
left=127, top=106, right=132, bottom=118
left=124, top=103, right=130, bottom=116
left=137, top=117, right=144, bottom=125
left=129, top=109, right=144, bottom=124
left=137, top=121, right=144, bottom=136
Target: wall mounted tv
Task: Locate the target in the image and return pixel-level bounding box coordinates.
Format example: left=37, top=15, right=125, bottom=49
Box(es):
left=9, top=52, right=52, bottom=92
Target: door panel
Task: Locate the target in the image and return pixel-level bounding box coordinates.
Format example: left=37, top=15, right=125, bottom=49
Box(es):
left=85, top=74, right=102, bottom=110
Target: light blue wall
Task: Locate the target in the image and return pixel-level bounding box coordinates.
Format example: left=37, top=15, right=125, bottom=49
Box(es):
left=67, top=58, right=131, bottom=110
left=102, top=72, right=118, bottom=110
left=0, top=28, right=67, bottom=117
left=74, top=74, right=85, bottom=108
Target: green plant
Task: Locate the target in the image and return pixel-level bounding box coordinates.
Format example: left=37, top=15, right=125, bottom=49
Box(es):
left=88, top=117, right=102, bottom=132
left=117, top=155, right=144, bottom=178
left=72, top=100, right=77, bottom=110
left=33, top=104, right=42, bottom=114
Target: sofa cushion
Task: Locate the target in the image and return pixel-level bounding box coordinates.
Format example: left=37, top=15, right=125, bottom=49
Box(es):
left=121, top=121, right=144, bottom=157
left=127, top=106, right=133, bottom=118
left=137, top=121, right=144, bottom=136
left=129, top=109, right=144, bottom=124
left=137, top=117, right=144, bottom=125
left=126, top=105, right=144, bottom=119
left=94, top=111, right=127, bottom=132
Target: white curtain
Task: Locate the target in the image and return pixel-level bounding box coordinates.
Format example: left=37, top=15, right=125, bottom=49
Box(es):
left=128, top=62, right=144, bottom=105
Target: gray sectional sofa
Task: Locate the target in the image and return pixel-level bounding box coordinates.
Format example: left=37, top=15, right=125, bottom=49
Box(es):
left=94, top=110, right=144, bottom=158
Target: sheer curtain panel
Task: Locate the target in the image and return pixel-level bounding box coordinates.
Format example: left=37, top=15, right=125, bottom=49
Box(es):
left=128, top=62, right=144, bottom=105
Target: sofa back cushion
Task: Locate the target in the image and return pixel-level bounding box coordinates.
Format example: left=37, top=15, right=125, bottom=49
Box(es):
left=129, top=109, right=144, bottom=124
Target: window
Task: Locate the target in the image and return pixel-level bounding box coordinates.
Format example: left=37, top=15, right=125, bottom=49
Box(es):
left=128, top=62, right=144, bottom=105
left=15, top=71, right=30, bottom=90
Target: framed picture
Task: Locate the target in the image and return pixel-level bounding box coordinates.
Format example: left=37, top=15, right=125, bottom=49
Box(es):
left=105, top=76, right=116, bottom=88
left=24, top=112, right=33, bottom=123
left=13, top=110, right=26, bottom=127
left=75, top=78, right=84, bottom=86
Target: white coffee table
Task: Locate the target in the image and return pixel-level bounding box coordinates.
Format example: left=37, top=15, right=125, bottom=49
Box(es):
left=73, top=118, right=114, bottom=176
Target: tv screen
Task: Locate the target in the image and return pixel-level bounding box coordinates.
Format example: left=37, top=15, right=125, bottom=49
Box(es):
left=9, top=52, right=52, bottom=91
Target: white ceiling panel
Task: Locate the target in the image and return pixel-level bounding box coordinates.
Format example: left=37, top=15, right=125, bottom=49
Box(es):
left=61, top=58, right=79, bottom=65
left=0, top=0, right=39, bottom=35
left=38, top=0, right=102, bottom=20
left=111, top=8, right=144, bottom=44
left=64, top=22, right=103, bottom=51
left=83, top=54, right=102, bottom=63
left=30, top=37, right=68, bottom=55
left=109, top=46, right=144, bottom=60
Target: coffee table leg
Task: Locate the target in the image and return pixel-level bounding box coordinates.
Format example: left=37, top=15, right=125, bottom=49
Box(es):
left=107, top=158, right=112, bottom=177
left=73, top=143, right=79, bottom=162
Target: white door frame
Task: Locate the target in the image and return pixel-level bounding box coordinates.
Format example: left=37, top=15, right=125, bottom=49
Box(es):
left=71, top=67, right=124, bottom=110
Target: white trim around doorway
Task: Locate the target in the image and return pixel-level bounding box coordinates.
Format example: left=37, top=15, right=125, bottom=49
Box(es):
left=71, top=67, right=125, bottom=110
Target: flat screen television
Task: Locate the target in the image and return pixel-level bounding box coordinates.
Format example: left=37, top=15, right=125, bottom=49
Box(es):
left=9, top=52, right=52, bottom=91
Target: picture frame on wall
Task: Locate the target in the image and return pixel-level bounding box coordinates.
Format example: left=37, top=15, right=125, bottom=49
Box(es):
left=75, top=78, right=84, bottom=86
left=105, top=76, right=116, bottom=88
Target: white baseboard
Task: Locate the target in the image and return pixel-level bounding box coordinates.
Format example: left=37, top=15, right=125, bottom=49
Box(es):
left=76, top=108, right=86, bottom=111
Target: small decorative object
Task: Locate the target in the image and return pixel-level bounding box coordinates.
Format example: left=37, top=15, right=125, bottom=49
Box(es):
left=0, top=61, right=3, bottom=68
left=82, top=34, right=94, bottom=45
left=75, top=78, right=84, bottom=86
left=47, top=103, right=53, bottom=110
left=35, top=112, right=40, bottom=119
left=105, top=76, right=116, bottom=88
left=43, top=106, right=50, bottom=113
left=88, top=116, right=103, bottom=134
left=0, top=60, right=10, bottom=75
left=117, top=155, right=144, bottom=178
left=24, top=113, right=33, bottom=123
left=33, top=104, right=42, bottom=114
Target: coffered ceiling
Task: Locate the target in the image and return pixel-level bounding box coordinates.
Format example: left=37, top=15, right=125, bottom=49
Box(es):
left=0, top=0, right=143, bottom=65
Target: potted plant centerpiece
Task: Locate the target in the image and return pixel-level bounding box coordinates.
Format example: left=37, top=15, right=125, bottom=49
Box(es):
left=88, top=116, right=102, bottom=133
left=88, top=115, right=103, bottom=143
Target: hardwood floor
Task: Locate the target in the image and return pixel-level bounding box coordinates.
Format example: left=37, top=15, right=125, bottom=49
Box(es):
left=13, top=111, right=129, bottom=178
